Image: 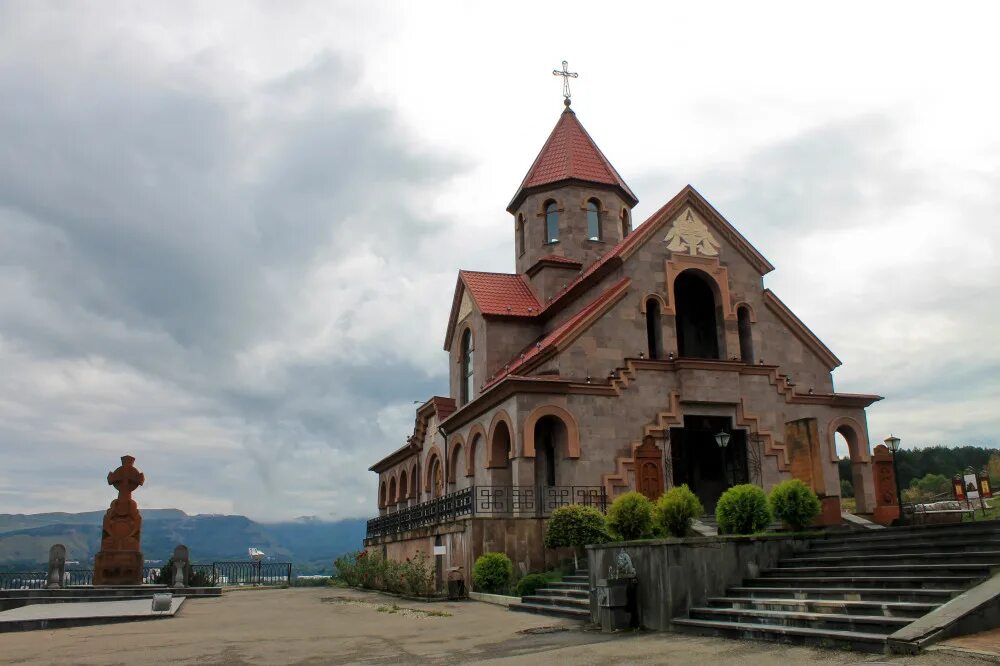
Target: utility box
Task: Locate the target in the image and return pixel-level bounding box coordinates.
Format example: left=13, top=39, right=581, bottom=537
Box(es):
left=596, top=578, right=638, bottom=632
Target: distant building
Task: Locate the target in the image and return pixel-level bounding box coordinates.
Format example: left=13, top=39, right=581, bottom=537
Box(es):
left=366, top=100, right=885, bottom=587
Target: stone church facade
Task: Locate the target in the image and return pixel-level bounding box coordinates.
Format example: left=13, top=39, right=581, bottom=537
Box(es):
left=366, top=103, right=885, bottom=585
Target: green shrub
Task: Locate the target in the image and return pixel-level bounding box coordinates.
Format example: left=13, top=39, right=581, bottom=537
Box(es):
left=840, top=478, right=854, bottom=498
left=514, top=572, right=550, bottom=598
left=715, top=484, right=771, bottom=535
left=655, top=484, right=704, bottom=537
left=544, top=504, right=609, bottom=550
left=768, top=479, right=822, bottom=531
left=606, top=491, right=655, bottom=541
left=472, top=552, right=513, bottom=594
left=334, top=550, right=436, bottom=596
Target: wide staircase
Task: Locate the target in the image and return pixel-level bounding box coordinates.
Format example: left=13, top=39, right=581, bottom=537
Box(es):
left=509, top=569, right=590, bottom=620
left=673, top=520, right=1000, bottom=652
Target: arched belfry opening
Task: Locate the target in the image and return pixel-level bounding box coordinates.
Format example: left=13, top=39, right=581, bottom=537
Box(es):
left=674, top=270, right=722, bottom=359
left=645, top=298, right=663, bottom=359
left=737, top=305, right=754, bottom=363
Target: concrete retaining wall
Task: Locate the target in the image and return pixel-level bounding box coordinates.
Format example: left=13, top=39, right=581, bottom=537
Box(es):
left=586, top=535, right=809, bottom=630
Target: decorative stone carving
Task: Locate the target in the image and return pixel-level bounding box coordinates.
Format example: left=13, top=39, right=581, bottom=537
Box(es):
left=608, top=549, right=636, bottom=580
left=46, top=544, right=66, bottom=589
left=93, top=455, right=145, bottom=586
left=871, top=444, right=900, bottom=526
left=171, top=544, right=190, bottom=588
left=664, top=209, right=720, bottom=257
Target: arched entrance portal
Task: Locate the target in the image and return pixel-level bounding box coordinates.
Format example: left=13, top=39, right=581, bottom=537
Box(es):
left=675, top=270, right=722, bottom=359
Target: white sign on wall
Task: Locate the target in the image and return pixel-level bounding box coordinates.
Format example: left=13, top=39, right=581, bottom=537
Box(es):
left=433, top=545, right=446, bottom=556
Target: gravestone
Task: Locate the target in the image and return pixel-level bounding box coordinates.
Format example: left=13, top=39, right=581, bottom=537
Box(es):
left=46, top=544, right=66, bottom=589
left=93, top=455, right=145, bottom=585
left=171, top=544, right=190, bottom=588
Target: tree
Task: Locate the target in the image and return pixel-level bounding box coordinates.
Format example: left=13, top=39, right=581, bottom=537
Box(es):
left=544, top=504, right=609, bottom=569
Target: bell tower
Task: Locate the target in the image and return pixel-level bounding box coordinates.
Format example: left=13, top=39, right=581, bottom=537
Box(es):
left=507, top=99, right=637, bottom=303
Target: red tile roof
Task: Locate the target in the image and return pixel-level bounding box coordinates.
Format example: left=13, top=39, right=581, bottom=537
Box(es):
left=483, top=277, right=631, bottom=389
left=508, top=108, right=637, bottom=212
left=460, top=271, right=541, bottom=316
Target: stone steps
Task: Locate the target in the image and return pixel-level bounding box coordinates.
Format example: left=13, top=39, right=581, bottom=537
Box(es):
left=687, top=606, right=911, bottom=634
left=705, top=596, right=936, bottom=619
left=671, top=617, right=889, bottom=651
left=508, top=570, right=590, bottom=621
left=781, top=550, right=1000, bottom=566
left=672, top=520, right=1000, bottom=652
left=727, top=586, right=961, bottom=603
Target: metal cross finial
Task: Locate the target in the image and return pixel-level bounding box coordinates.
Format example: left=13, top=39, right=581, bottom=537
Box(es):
left=552, top=60, right=578, bottom=106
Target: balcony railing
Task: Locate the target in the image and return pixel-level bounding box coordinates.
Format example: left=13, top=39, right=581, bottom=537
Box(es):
left=366, top=485, right=607, bottom=539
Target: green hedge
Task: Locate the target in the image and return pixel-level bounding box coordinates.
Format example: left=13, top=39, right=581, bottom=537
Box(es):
left=768, top=479, right=821, bottom=531
left=715, top=484, right=771, bottom=535
left=333, top=550, right=435, bottom=596
left=544, top=504, right=609, bottom=549
left=655, top=484, right=703, bottom=537
left=606, top=491, right=655, bottom=541
left=514, top=572, right=550, bottom=598
left=472, top=552, right=513, bottom=594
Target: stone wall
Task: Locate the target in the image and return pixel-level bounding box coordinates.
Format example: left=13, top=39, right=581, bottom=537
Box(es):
left=587, top=535, right=810, bottom=630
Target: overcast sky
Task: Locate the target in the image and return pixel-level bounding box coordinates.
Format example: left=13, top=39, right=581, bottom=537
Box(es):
left=1, top=1, right=997, bottom=521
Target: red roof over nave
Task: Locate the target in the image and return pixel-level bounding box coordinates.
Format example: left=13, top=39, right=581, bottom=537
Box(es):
left=460, top=271, right=541, bottom=316
left=507, top=107, right=637, bottom=212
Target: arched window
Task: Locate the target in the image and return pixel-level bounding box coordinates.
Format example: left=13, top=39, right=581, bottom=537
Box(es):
left=460, top=329, right=473, bottom=405
left=544, top=200, right=559, bottom=244
left=675, top=270, right=722, bottom=359
left=587, top=199, right=601, bottom=241
left=516, top=214, right=525, bottom=257
left=645, top=298, right=662, bottom=359
left=398, top=469, right=408, bottom=504
left=737, top=305, right=754, bottom=363
left=621, top=208, right=630, bottom=238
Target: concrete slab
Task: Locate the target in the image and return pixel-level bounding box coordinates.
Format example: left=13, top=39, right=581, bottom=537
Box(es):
left=0, top=596, right=185, bottom=632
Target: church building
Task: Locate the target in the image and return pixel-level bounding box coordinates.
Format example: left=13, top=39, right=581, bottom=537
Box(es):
left=366, top=94, right=886, bottom=585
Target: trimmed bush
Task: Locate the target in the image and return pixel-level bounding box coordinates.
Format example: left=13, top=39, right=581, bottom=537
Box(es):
left=472, top=552, right=513, bottom=594
left=544, top=504, right=609, bottom=550
left=606, top=491, right=655, bottom=541
left=655, top=484, right=704, bottom=537
left=515, top=572, right=550, bottom=598
left=715, top=484, right=771, bottom=535
left=769, top=479, right=822, bottom=531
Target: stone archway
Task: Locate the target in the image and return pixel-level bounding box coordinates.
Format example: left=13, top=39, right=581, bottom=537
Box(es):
left=829, top=417, right=873, bottom=514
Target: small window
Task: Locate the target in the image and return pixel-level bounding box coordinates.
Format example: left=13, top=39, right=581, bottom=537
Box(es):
left=646, top=298, right=662, bottom=359
left=738, top=306, right=754, bottom=363
left=545, top=201, right=559, bottom=244
left=587, top=199, right=601, bottom=241
left=460, top=329, right=474, bottom=405
left=621, top=208, right=631, bottom=238
left=517, top=214, right=525, bottom=257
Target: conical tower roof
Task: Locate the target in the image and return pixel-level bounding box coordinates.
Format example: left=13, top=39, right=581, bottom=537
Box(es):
left=507, top=106, right=637, bottom=213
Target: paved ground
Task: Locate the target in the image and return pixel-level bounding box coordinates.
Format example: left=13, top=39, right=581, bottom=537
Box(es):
left=1, top=587, right=998, bottom=665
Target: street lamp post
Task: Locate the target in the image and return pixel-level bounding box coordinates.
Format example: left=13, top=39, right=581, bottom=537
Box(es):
left=885, top=435, right=903, bottom=525
left=715, top=430, right=732, bottom=488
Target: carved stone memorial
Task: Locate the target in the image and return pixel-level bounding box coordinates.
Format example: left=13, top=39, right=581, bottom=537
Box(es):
left=93, top=455, right=145, bottom=586
left=47, top=543, right=66, bottom=589
left=171, top=544, right=190, bottom=588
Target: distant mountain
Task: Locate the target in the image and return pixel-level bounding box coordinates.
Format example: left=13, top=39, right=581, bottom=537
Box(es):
left=0, top=510, right=365, bottom=573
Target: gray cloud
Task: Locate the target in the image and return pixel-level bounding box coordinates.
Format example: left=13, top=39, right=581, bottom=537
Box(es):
left=0, top=7, right=456, bottom=520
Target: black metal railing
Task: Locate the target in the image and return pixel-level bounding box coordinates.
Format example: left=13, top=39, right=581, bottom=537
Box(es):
left=366, top=485, right=607, bottom=539
left=1, top=562, right=292, bottom=590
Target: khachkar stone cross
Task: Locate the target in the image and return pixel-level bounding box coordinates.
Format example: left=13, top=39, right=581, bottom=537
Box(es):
left=93, top=455, right=146, bottom=586
left=553, top=60, right=578, bottom=106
